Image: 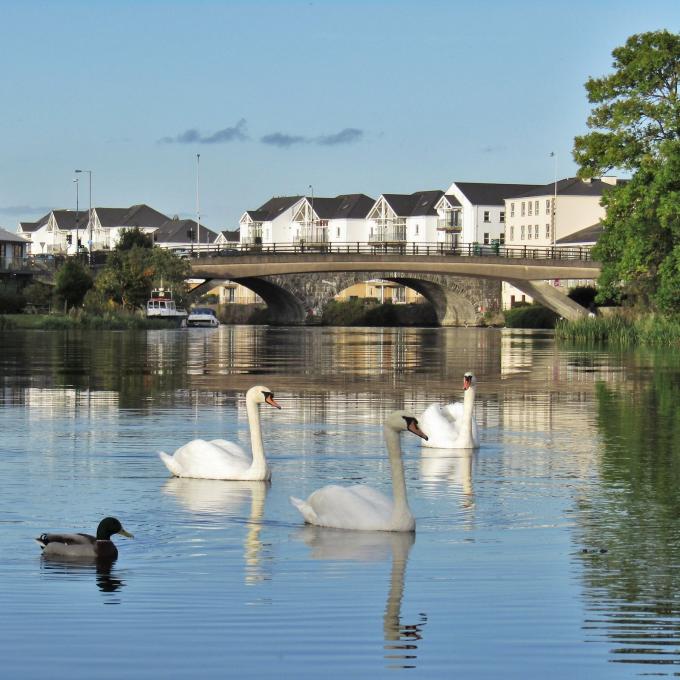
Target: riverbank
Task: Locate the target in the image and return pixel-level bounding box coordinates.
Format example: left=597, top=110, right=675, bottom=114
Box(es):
left=555, top=314, right=680, bottom=347
left=0, top=312, right=180, bottom=330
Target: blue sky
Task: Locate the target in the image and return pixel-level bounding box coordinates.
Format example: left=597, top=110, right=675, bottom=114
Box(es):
left=1, top=0, right=679, bottom=231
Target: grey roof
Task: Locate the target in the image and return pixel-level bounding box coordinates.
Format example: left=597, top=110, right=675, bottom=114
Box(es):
left=51, top=210, right=89, bottom=230
left=220, top=229, right=240, bottom=242
left=95, top=204, right=169, bottom=228
left=253, top=196, right=303, bottom=221
left=556, top=222, right=604, bottom=245
left=440, top=194, right=462, bottom=208
left=382, top=190, right=444, bottom=217
left=454, top=182, right=542, bottom=205
left=0, top=227, right=29, bottom=243
left=329, top=194, right=374, bottom=219
left=155, top=218, right=218, bottom=244
left=19, top=214, right=50, bottom=232
left=506, top=178, right=623, bottom=199
left=245, top=210, right=268, bottom=222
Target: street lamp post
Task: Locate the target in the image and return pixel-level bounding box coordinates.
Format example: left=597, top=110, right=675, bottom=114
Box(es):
left=196, top=154, right=201, bottom=252
left=549, top=152, right=557, bottom=251
left=73, top=178, right=79, bottom=256
left=75, top=169, right=92, bottom=255
left=308, top=184, right=314, bottom=243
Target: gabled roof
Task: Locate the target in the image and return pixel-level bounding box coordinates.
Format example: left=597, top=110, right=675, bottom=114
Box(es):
left=220, top=229, right=240, bottom=242
left=245, top=210, right=268, bottom=222
left=253, top=196, right=303, bottom=221
left=556, top=222, right=604, bottom=245
left=438, top=194, right=462, bottom=209
left=332, top=194, right=375, bottom=219
left=51, top=210, right=88, bottom=230
left=454, top=182, right=542, bottom=205
left=381, top=190, right=444, bottom=217
left=95, top=204, right=169, bottom=228
left=0, top=227, right=29, bottom=243
left=155, top=218, right=218, bottom=244
left=506, top=177, right=623, bottom=199
left=19, top=213, right=50, bottom=232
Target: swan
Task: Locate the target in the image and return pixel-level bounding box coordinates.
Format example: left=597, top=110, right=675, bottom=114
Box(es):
left=35, top=517, right=133, bottom=560
left=290, top=411, right=427, bottom=532
left=158, top=385, right=281, bottom=480
left=419, top=372, right=479, bottom=449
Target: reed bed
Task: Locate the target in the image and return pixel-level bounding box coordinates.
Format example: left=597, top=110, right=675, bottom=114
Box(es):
left=555, top=314, right=680, bottom=347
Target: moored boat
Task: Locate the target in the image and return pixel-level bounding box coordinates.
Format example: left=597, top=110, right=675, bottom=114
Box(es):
left=146, top=288, right=188, bottom=326
left=186, top=307, right=220, bottom=328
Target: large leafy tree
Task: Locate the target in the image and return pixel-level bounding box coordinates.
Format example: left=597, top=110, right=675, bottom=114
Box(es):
left=95, top=247, right=191, bottom=310
left=573, top=30, right=680, bottom=311
left=54, top=259, right=93, bottom=309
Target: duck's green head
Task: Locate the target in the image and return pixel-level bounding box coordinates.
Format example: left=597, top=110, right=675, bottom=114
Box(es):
left=96, top=517, right=134, bottom=541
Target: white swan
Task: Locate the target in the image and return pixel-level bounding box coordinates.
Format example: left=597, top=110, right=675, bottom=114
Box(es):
left=158, top=385, right=281, bottom=480
left=290, top=411, right=428, bottom=532
left=419, top=372, right=479, bottom=449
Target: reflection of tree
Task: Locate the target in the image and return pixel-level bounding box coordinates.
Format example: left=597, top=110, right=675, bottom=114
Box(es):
left=576, top=375, right=680, bottom=668
left=297, top=528, right=426, bottom=670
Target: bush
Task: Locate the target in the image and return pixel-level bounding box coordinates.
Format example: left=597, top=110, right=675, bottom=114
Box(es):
left=321, top=299, right=437, bottom=326
left=0, top=287, right=26, bottom=314
left=504, top=304, right=558, bottom=329
left=22, top=281, right=53, bottom=309
left=0, top=315, right=17, bottom=329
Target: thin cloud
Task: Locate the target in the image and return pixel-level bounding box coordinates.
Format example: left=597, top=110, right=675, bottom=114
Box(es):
left=261, top=132, right=307, bottom=148
left=159, top=119, right=248, bottom=144
left=317, top=128, right=363, bottom=145
left=261, top=127, right=365, bottom=148
left=481, top=144, right=506, bottom=154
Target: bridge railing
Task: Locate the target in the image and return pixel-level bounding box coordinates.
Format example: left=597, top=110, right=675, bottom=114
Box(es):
left=193, top=241, right=594, bottom=261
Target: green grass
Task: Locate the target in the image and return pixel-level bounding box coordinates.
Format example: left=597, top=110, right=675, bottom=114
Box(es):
left=555, top=314, right=680, bottom=347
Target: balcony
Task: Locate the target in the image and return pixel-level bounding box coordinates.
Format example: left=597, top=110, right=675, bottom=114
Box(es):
left=298, top=226, right=328, bottom=244
left=368, top=223, right=407, bottom=243
left=437, top=217, right=462, bottom=233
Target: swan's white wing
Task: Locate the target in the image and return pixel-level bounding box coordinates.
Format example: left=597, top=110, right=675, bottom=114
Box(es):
left=420, top=403, right=462, bottom=448
left=292, top=484, right=394, bottom=531
left=208, top=439, right=250, bottom=461
left=169, top=438, right=251, bottom=479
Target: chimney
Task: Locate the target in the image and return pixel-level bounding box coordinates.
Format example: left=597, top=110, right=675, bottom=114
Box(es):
left=601, top=176, right=618, bottom=185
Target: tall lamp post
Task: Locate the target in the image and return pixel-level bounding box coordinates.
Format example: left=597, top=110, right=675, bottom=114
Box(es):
left=73, top=177, right=79, bottom=256
left=196, top=154, right=201, bottom=252
left=549, top=152, right=557, bottom=251
left=75, top=169, right=92, bottom=256
left=308, top=184, right=314, bottom=243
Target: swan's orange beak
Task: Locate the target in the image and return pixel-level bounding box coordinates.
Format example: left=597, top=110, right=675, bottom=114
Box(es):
left=264, top=392, right=282, bottom=409
left=407, top=419, right=428, bottom=441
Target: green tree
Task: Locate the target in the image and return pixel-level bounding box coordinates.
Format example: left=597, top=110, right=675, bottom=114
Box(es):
left=116, top=227, right=154, bottom=251
left=572, top=30, right=680, bottom=310
left=54, top=259, right=93, bottom=309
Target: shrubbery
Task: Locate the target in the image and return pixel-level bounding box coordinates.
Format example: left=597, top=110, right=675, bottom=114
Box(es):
left=321, top=300, right=437, bottom=326
left=504, top=304, right=558, bottom=329
left=0, top=287, right=26, bottom=314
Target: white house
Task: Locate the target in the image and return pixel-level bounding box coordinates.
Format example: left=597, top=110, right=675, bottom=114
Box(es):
left=0, top=227, right=29, bottom=268
left=153, top=217, right=218, bottom=251
left=365, top=191, right=443, bottom=244
left=290, top=194, right=374, bottom=244
left=240, top=196, right=304, bottom=246
left=214, top=229, right=241, bottom=247
left=439, top=181, right=541, bottom=248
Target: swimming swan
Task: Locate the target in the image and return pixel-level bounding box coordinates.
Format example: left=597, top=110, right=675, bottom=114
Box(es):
left=158, top=385, right=281, bottom=480
left=35, top=517, right=133, bottom=560
left=420, top=372, right=479, bottom=449
left=290, top=411, right=428, bottom=532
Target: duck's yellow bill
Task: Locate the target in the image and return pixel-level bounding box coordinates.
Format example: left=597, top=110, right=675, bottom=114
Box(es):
left=118, top=528, right=134, bottom=538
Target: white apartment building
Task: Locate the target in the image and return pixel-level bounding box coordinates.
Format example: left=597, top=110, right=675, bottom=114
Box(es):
left=365, top=191, right=443, bottom=243
left=439, top=182, right=541, bottom=248
left=502, top=177, right=620, bottom=308
left=240, top=196, right=304, bottom=246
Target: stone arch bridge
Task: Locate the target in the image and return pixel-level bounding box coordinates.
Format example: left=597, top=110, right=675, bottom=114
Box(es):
left=189, top=247, right=600, bottom=326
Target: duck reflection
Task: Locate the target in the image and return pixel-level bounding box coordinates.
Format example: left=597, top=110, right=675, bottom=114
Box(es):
left=296, top=527, right=426, bottom=669
left=421, top=448, right=475, bottom=509
left=163, top=478, right=269, bottom=584
left=40, top=558, right=126, bottom=599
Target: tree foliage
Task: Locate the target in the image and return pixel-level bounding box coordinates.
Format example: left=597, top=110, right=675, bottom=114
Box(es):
left=94, top=246, right=191, bottom=311
left=116, top=227, right=154, bottom=251
left=54, top=259, right=93, bottom=309
left=573, top=30, right=680, bottom=312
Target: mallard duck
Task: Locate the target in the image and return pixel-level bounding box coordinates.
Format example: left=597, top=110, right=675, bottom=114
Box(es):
left=35, top=517, right=134, bottom=560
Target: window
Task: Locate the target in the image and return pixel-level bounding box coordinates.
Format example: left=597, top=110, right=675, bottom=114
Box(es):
left=510, top=203, right=515, bottom=217
left=534, top=200, right=539, bottom=215
left=483, top=211, right=490, bottom=222
left=528, top=201, right=533, bottom=216
left=510, top=226, right=515, bottom=240
left=483, top=232, right=490, bottom=244
left=527, top=225, right=532, bottom=239
left=534, top=225, right=539, bottom=239
left=336, top=227, right=340, bottom=238
left=546, top=224, right=550, bottom=239
left=521, top=202, right=525, bottom=216
left=546, top=199, right=551, bottom=214
left=415, top=224, right=419, bottom=235
left=499, top=232, right=505, bottom=244
left=500, top=211, right=505, bottom=223
left=521, top=225, right=525, bottom=239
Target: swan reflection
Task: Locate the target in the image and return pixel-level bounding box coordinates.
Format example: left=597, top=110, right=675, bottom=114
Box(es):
left=39, top=558, right=126, bottom=599
left=421, top=447, right=475, bottom=509
left=296, top=527, right=426, bottom=669
left=163, top=478, right=269, bottom=584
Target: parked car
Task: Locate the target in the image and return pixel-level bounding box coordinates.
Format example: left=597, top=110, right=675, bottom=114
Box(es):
left=186, top=307, right=219, bottom=328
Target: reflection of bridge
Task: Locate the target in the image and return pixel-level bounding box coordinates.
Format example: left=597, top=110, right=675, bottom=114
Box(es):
left=190, top=243, right=601, bottom=325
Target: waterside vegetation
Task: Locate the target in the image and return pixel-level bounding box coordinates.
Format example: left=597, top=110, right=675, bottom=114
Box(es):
left=556, top=314, right=680, bottom=347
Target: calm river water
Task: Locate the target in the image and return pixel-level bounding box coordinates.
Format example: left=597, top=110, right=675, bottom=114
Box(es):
left=1, top=325, right=680, bottom=678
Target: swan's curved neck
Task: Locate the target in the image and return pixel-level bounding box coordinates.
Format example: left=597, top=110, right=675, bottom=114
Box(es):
left=246, top=398, right=268, bottom=477
left=461, top=385, right=476, bottom=435
left=384, top=425, right=411, bottom=524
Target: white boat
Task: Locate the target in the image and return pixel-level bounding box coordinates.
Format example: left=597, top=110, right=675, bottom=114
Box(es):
left=146, top=288, right=188, bottom=325
left=187, top=307, right=220, bottom=328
